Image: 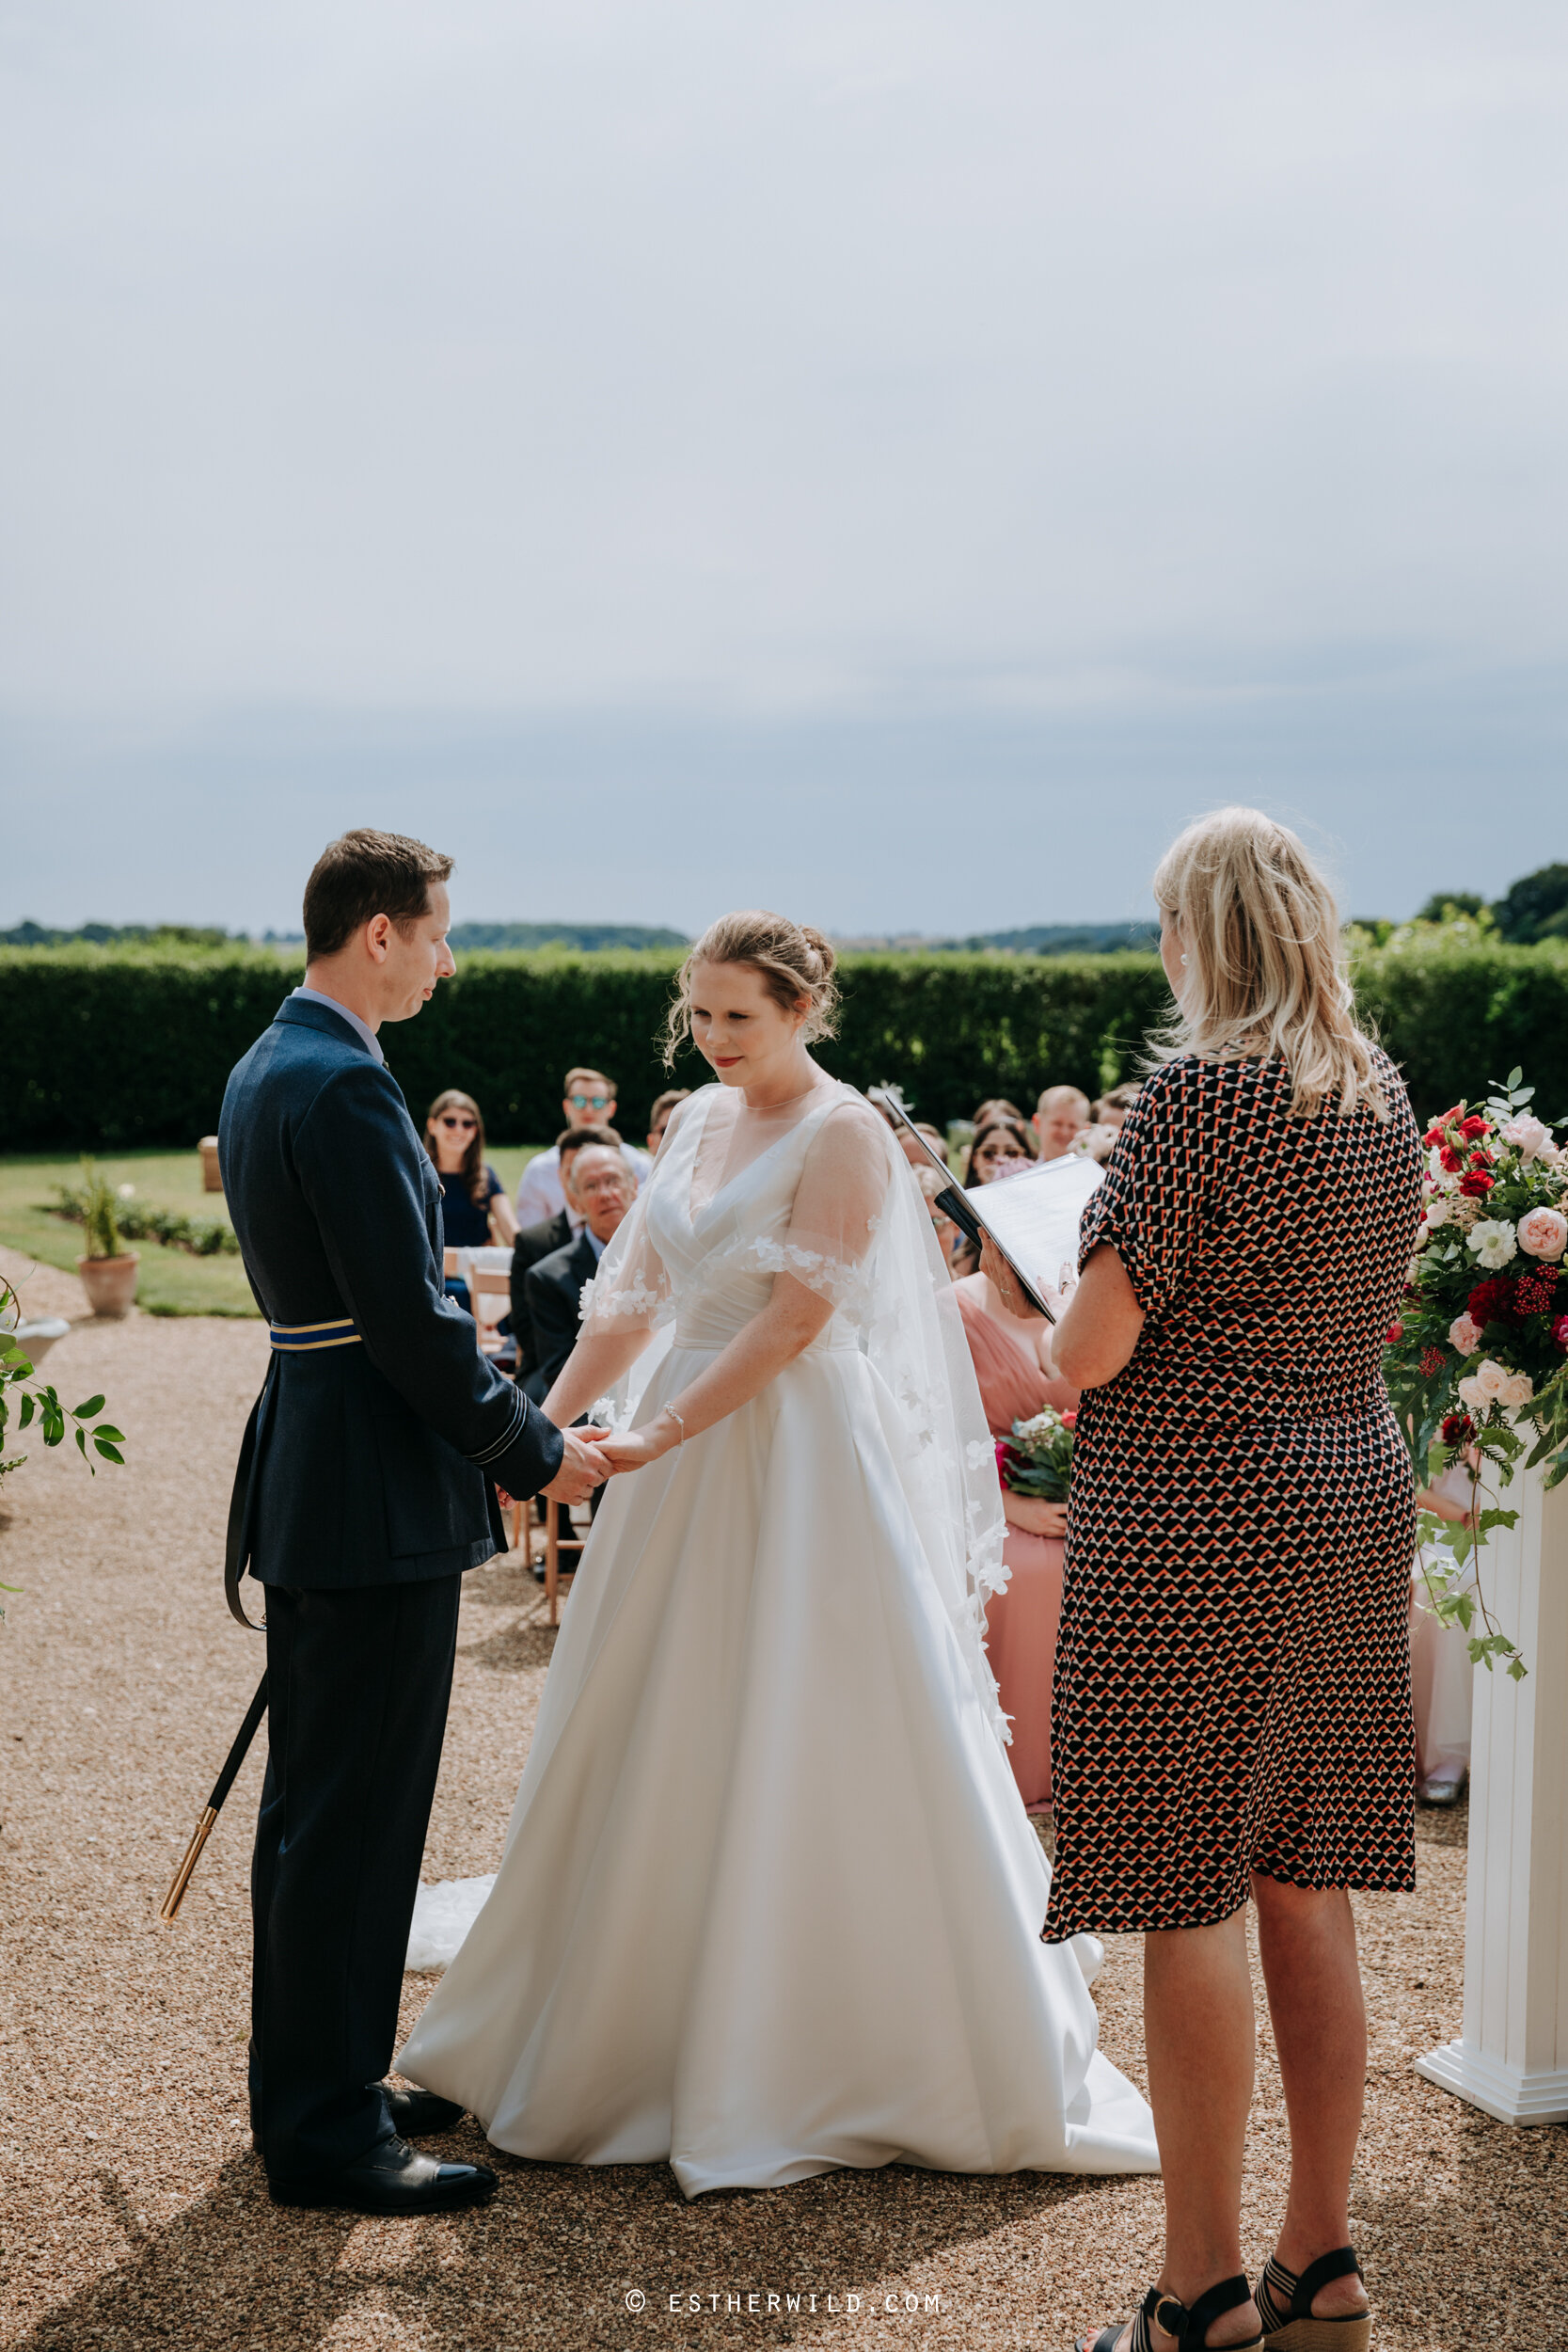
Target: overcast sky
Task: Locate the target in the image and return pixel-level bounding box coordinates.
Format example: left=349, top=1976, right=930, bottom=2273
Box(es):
left=3, top=1, right=1565, bottom=933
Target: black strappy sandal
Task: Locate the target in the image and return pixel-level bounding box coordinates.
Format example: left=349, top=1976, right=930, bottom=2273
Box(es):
left=1254, top=2249, right=1370, bottom=2351
left=1078, top=2273, right=1263, bottom=2352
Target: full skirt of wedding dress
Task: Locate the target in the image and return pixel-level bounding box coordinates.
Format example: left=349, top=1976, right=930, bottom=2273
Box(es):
left=397, top=1336, right=1158, bottom=2197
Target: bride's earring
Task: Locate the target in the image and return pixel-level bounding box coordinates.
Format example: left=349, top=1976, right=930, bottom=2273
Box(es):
left=1180, top=953, right=1188, bottom=967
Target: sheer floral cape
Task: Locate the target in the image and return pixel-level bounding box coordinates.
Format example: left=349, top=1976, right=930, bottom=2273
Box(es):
left=578, top=1080, right=1013, bottom=1740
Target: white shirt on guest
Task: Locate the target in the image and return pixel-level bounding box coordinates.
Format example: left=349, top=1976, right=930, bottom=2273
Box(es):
left=514, top=1139, right=651, bottom=1228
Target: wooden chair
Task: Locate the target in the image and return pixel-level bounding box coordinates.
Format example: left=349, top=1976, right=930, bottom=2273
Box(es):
left=544, top=1499, right=587, bottom=1626
left=467, top=1264, right=513, bottom=1359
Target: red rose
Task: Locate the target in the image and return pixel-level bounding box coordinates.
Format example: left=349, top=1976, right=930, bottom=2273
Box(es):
left=1554, top=1315, right=1568, bottom=1352
left=1459, top=1172, right=1495, bottom=1197
left=1460, top=1114, right=1489, bottom=1139
left=1386, top=1322, right=1403, bottom=1343
left=1440, top=1411, right=1476, bottom=1445
left=1467, top=1277, right=1515, bottom=1327
left=1060, top=1409, right=1077, bottom=1429
left=1422, top=1122, right=1451, bottom=1147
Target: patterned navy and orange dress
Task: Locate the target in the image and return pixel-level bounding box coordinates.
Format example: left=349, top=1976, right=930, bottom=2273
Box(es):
left=1043, top=1045, right=1424, bottom=1940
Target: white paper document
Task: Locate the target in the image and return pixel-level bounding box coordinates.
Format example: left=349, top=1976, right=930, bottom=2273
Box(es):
left=962, top=1152, right=1104, bottom=1302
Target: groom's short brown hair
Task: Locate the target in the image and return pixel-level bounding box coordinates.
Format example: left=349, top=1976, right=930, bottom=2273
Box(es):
left=303, top=830, right=454, bottom=960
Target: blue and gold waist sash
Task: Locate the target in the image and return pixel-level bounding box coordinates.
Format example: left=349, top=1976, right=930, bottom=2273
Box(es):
left=269, top=1317, right=362, bottom=1352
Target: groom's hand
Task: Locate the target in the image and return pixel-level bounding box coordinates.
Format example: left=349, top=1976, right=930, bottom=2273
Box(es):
left=541, top=1427, right=610, bottom=1503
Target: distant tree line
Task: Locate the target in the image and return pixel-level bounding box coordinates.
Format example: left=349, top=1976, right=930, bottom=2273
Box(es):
left=1403, top=863, right=1568, bottom=946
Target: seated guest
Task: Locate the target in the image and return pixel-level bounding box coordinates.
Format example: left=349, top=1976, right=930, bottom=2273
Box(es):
left=424, top=1089, right=516, bottom=1312
left=914, top=1165, right=958, bottom=1272
left=967, top=1114, right=1037, bottom=1185
left=1032, top=1084, right=1091, bottom=1163
left=647, top=1087, right=691, bottom=1157
left=522, top=1141, right=637, bottom=1404
left=973, top=1096, right=1026, bottom=1131
left=952, top=1262, right=1076, bottom=1811
left=1092, top=1080, right=1142, bottom=1130
left=509, top=1124, right=622, bottom=1384
left=515, top=1066, right=651, bottom=1224
left=893, top=1119, right=949, bottom=1171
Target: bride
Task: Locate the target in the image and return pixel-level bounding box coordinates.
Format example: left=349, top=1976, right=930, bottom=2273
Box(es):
left=398, top=910, right=1158, bottom=2197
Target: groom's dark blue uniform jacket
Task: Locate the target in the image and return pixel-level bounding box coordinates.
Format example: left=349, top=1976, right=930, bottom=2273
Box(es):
left=220, top=993, right=563, bottom=1591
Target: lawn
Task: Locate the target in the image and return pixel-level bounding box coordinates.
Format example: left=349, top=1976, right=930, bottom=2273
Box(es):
left=0, top=1145, right=546, bottom=1317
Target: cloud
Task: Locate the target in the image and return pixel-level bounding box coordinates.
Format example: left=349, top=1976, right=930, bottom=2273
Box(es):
left=1, top=2, right=1563, bottom=928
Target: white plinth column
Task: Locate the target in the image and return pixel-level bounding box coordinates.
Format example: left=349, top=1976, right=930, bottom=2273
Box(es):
left=1416, top=1463, right=1568, bottom=2124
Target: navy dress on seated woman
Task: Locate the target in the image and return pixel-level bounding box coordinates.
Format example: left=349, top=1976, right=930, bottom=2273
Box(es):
left=423, top=1089, right=515, bottom=1313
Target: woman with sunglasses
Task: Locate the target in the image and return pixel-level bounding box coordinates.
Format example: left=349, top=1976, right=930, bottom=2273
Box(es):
left=424, top=1090, right=515, bottom=1309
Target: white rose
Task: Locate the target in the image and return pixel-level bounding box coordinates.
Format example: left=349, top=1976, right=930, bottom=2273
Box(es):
left=1475, top=1358, right=1511, bottom=1398
left=1499, top=1373, right=1535, bottom=1408
left=1424, top=1194, right=1449, bottom=1229
left=1502, top=1112, right=1551, bottom=1162
left=1457, top=1375, right=1487, bottom=1408
left=1517, top=1206, right=1568, bottom=1262
left=1466, top=1218, right=1519, bottom=1270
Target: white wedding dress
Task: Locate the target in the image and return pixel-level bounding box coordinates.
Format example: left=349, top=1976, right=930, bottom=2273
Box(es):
left=398, top=1080, right=1158, bottom=2196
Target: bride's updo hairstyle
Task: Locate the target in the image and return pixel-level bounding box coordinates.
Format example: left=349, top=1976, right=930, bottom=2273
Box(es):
left=662, top=910, right=841, bottom=1067
left=1151, top=806, right=1387, bottom=1121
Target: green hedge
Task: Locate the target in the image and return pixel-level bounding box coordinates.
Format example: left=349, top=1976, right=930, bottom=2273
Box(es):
left=4, top=937, right=1566, bottom=1152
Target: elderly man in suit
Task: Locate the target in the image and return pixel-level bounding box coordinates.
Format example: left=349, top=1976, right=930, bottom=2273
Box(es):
left=506, top=1123, right=625, bottom=1385
left=219, top=829, right=607, bottom=2218
left=523, top=1140, right=637, bottom=1402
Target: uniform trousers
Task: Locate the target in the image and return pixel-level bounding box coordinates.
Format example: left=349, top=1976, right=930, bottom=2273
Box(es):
left=249, top=1574, right=462, bottom=2181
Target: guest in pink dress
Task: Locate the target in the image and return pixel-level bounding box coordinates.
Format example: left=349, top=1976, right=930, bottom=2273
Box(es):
left=953, top=1270, right=1077, bottom=1812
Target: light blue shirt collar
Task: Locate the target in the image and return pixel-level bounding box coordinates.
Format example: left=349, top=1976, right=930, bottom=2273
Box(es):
left=291, top=986, right=385, bottom=1064
left=583, top=1225, right=608, bottom=1261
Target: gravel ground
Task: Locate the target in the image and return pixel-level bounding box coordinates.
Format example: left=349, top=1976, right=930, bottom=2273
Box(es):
left=1, top=1246, right=1563, bottom=2352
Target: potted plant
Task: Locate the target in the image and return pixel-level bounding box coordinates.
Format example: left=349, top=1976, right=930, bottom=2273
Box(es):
left=74, top=1158, right=139, bottom=1318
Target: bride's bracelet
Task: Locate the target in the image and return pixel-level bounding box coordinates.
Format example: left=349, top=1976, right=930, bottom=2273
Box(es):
left=664, top=1405, right=687, bottom=1445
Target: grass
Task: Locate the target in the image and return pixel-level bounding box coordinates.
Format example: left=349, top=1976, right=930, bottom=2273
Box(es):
left=0, top=1145, right=546, bottom=1318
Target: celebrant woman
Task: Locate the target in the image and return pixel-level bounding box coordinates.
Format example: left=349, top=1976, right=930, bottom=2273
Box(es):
left=986, top=809, right=1420, bottom=2352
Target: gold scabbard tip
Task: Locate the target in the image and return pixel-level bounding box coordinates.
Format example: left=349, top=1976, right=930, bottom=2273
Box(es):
left=159, top=1805, right=219, bottom=1924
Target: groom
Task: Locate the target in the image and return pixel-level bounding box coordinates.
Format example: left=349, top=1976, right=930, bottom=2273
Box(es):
left=219, top=828, right=607, bottom=2215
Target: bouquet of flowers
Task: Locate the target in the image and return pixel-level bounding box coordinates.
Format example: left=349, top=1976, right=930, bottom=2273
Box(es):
left=1383, top=1066, right=1568, bottom=1677
left=995, top=1406, right=1076, bottom=1502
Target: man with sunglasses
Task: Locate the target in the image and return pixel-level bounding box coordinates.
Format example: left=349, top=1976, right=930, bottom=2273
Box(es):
left=512, top=1065, right=651, bottom=1228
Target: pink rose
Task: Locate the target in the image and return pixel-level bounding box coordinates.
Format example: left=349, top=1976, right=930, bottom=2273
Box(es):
left=1502, top=1113, right=1552, bottom=1161
left=1448, top=1313, right=1481, bottom=1355
left=1517, top=1206, right=1568, bottom=1262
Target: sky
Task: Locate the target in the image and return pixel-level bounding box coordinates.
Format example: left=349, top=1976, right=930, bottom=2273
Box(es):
left=2, top=0, right=1565, bottom=934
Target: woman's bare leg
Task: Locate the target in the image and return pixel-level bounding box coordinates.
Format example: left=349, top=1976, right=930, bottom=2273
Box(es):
left=1250, top=1876, right=1372, bottom=2323
left=1082, top=1911, right=1260, bottom=2350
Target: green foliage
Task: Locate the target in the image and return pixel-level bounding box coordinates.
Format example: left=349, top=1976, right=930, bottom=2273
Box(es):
left=49, top=1178, right=241, bottom=1257
left=1413, top=891, right=1487, bottom=924
left=6, top=931, right=1568, bottom=1152
left=0, top=1275, right=128, bottom=1609
left=1352, top=933, right=1568, bottom=1123
left=1492, top=862, right=1568, bottom=946
left=74, top=1157, right=123, bottom=1259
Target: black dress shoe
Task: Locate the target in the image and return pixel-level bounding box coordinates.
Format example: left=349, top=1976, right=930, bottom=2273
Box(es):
left=269, top=2135, right=498, bottom=2214
left=385, top=2087, right=466, bottom=2137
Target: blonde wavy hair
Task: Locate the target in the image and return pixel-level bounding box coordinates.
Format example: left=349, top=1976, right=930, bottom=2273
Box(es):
left=1150, top=807, right=1387, bottom=1120
left=661, top=910, right=841, bottom=1067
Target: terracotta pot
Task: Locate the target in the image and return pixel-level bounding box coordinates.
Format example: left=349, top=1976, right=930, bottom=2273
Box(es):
left=77, top=1252, right=139, bottom=1319
left=198, top=1135, right=223, bottom=1193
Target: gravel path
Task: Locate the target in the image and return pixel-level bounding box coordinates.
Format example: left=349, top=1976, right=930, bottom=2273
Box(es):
left=1, top=1247, right=1562, bottom=2351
